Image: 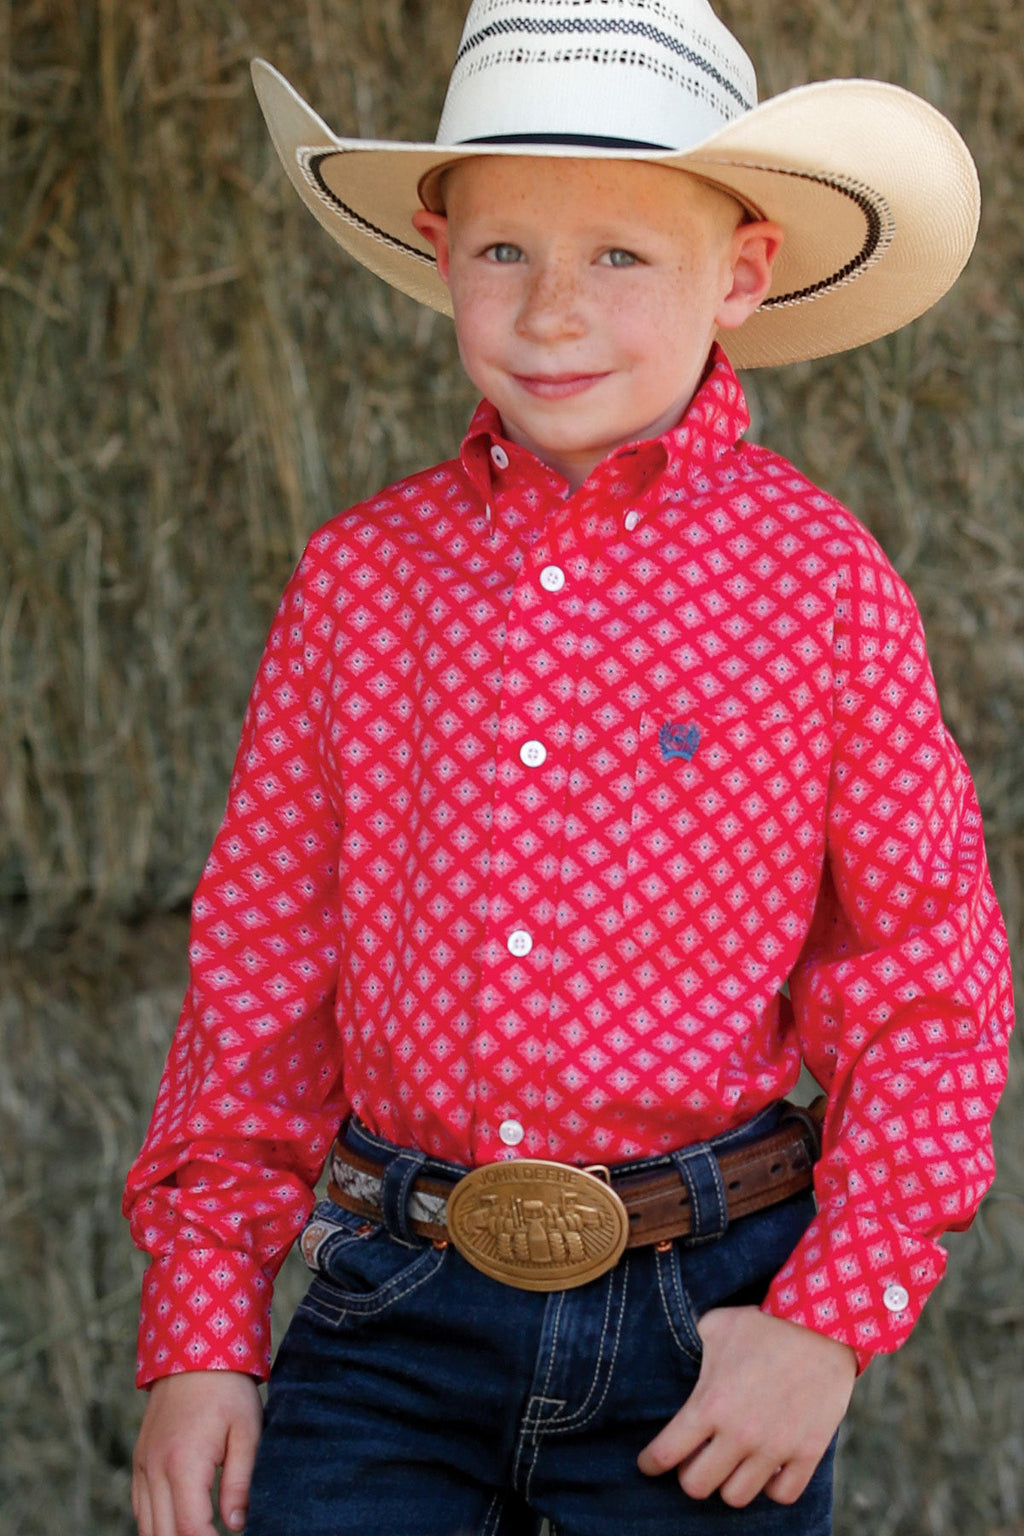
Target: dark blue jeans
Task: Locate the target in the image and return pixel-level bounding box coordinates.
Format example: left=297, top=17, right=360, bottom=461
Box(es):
left=245, top=1109, right=834, bottom=1536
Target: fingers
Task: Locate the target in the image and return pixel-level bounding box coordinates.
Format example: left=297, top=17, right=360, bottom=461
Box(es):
left=677, top=1437, right=770, bottom=1506
left=763, top=1459, right=817, bottom=1507
left=639, top=1413, right=786, bottom=1510
left=218, top=1399, right=263, bottom=1533
left=131, top=1371, right=263, bottom=1536
left=637, top=1306, right=855, bottom=1509
left=162, top=1473, right=209, bottom=1536
left=132, top=1462, right=212, bottom=1536
left=636, top=1404, right=706, bottom=1480
left=133, top=1456, right=218, bottom=1536
left=131, top=1468, right=152, bottom=1536
left=676, top=1439, right=815, bottom=1509
left=642, top=1423, right=817, bottom=1510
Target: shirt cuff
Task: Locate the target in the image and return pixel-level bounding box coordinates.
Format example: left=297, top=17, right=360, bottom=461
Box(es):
left=136, top=1248, right=273, bottom=1388
left=761, top=1205, right=947, bottom=1374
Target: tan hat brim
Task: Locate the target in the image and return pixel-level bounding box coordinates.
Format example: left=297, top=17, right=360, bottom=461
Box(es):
left=251, top=60, right=979, bottom=369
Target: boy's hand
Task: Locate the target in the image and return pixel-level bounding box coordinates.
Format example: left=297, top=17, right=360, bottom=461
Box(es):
left=637, top=1307, right=856, bottom=1508
left=131, top=1370, right=263, bottom=1536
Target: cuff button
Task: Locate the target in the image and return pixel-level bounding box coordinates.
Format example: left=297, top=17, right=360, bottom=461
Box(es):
left=883, top=1284, right=910, bottom=1313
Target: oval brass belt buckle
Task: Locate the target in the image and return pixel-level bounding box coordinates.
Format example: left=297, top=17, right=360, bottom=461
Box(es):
left=446, top=1160, right=629, bottom=1290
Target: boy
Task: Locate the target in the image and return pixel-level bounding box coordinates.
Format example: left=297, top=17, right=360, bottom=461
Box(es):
left=125, top=3, right=1013, bottom=1534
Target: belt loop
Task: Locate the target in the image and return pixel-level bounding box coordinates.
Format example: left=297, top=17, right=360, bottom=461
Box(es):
left=670, top=1144, right=728, bottom=1244
left=380, top=1148, right=428, bottom=1244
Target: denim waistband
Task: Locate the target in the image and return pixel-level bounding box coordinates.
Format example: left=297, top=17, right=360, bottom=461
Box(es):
left=342, top=1101, right=784, bottom=1189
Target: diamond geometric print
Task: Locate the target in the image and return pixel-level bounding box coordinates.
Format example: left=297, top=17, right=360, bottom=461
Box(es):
left=125, top=350, right=1012, bottom=1382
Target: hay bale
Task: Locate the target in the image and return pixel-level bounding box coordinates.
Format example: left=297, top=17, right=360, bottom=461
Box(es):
left=1, top=2, right=1021, bottom=1533
left=0, top=0, right=475, bottom=923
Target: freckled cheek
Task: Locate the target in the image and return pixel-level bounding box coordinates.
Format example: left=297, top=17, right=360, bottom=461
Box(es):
left=452, top=309, right=517, bottom=389
left=449, top=279, right=513, bottom=350
left=670, top=254, right=724, bottom=312
left=604, top=292, right=666, bottom=353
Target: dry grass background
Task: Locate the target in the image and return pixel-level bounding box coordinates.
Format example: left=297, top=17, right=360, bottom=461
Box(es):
left=1, top=1, right=1021, bottom=1532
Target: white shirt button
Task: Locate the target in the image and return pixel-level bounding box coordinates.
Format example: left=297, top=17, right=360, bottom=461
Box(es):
left=499, top=1119, right=525, bottom=1147
left=490, top=444, right=509, bottom=470
left=623, top=509, right=641, bottom=532
left=883, top=1284, right=910, bottom=1313
left=506, top=929, right=533, bottom=957
left=539, top=565, right=566, bottom=593
left=520, top=740, right=547, bottom=768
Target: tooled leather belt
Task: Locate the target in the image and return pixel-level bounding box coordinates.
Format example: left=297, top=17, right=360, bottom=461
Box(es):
left=326, top=1098, right=825, bottom=1292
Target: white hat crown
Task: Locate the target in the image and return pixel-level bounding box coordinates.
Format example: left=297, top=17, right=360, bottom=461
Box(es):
left=436, top=0, right=758, bottom=150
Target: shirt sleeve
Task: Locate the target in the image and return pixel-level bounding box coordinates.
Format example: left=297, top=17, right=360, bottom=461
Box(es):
left=763, top=530, right=1014, bottom=1371
left=123, top=550, right=348, bottom=1386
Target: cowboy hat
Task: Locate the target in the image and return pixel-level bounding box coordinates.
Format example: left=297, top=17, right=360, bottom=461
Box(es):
left=251, top=0, right=980, bottom=368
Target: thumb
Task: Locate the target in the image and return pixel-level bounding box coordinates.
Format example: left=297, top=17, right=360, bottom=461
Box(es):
left=218, top=1405, right=262, bottom=1532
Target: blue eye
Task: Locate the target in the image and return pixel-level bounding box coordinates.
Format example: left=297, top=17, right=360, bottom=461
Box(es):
left=487, top=243, right=523, bottom=263
left=603, top=249, right=638, bottom=268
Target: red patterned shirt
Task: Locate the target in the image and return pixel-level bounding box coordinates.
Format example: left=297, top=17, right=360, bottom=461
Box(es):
left=124, top=350, right=1012, bottom=1385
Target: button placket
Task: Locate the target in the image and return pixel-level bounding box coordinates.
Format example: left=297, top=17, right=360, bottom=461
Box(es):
left=470, top=542, right=583, bottom=1161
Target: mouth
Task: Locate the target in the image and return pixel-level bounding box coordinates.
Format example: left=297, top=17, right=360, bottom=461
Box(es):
left=512, top=372, right=610, bottom=400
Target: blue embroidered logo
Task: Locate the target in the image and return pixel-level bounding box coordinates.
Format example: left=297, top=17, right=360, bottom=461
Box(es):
left=658, top=720, right=701, bottom=762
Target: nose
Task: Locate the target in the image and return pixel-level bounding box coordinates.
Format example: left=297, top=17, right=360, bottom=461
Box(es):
left=515, top=258, right=586, bottom=342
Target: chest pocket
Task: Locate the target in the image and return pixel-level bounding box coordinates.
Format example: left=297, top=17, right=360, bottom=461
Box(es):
left=608, top=707, right=758, bottom=972
left=626, top=702, right=829, bottom=937
left=630, top=707, right=750, bottom=859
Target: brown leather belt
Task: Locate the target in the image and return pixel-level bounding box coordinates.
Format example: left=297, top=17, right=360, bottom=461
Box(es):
left=327, top=1099, right=824, bottom=1291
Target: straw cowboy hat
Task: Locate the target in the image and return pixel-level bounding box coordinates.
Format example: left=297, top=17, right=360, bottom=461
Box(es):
left=251, top=0, right=980, bottom=369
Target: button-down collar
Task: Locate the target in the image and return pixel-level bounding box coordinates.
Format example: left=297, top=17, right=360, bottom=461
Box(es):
left=460, top=345, right=750, bottom=539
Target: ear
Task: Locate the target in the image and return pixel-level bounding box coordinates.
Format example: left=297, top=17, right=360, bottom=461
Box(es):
left=411, top=208, right=452, bottom=284
left=715, top=220, right=784, bottom=331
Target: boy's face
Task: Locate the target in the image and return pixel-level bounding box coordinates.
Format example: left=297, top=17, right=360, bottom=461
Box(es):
left=413, top=158, right=779, bottom=490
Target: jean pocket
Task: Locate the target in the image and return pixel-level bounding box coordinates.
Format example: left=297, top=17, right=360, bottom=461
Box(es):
left=652, top=1190, right=819, bottom=1367
left=652, top=1243, right=704, bottom=1366
left=295, top=1199, right=447, bottom=1329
